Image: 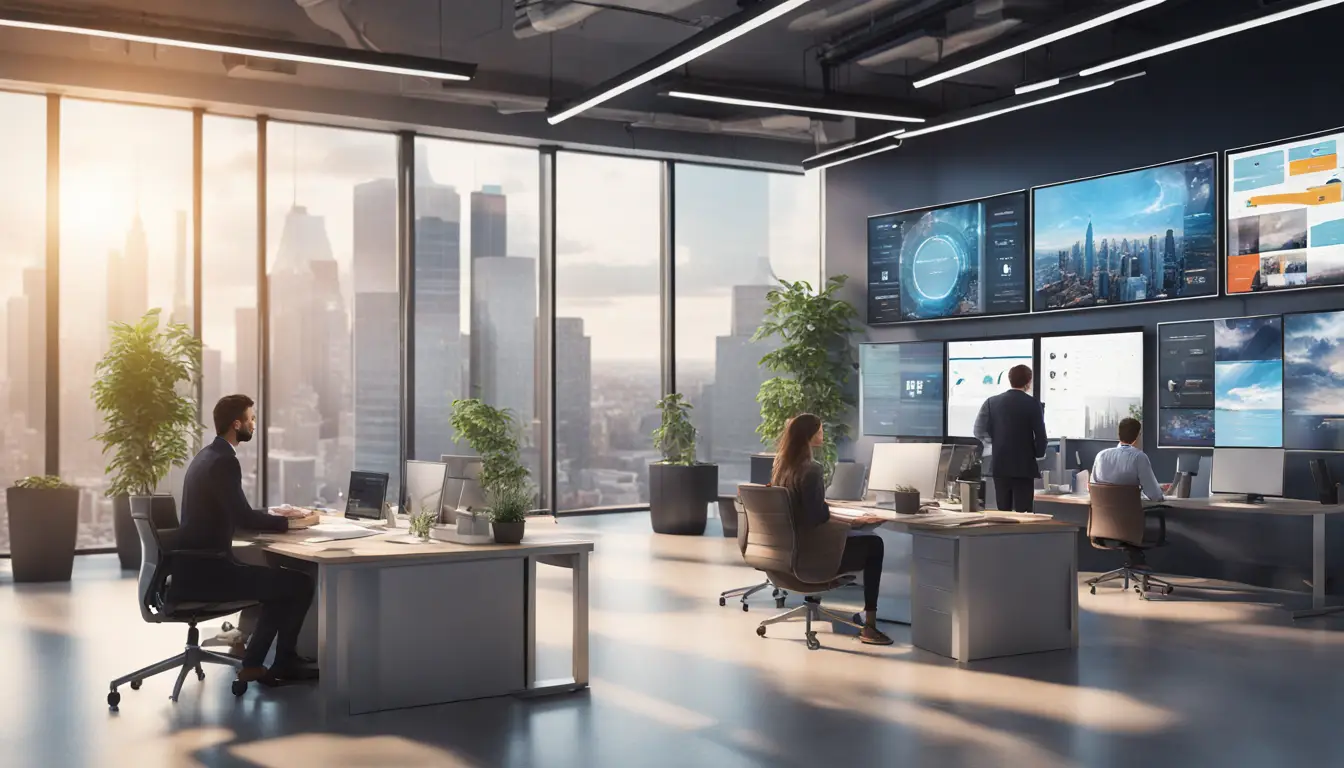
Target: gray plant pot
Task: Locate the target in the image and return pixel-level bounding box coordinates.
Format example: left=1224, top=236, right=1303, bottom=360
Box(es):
left=5, top=487, right=80, bottom=583
left=492, top=520, right=525, bottom=545
left=648, top=463, right=717, bottom=535
left=891, top=490, right=921, bottom=516
left=113, top=494, right=178, bottom=570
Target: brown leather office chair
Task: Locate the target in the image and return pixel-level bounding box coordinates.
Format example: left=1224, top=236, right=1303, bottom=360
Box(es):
left=718, top=496, right=786, bottom=611
left=1086, top=482, right=1173, bottom=598
left=737, top=484, right=864, bottom=650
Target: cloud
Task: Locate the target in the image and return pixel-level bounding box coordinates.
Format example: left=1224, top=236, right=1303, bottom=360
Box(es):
left=1223, top=382, right=1281, bottom=410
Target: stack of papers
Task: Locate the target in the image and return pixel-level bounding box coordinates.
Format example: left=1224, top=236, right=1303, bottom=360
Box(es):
left=301, top=523, right=384, bottom=543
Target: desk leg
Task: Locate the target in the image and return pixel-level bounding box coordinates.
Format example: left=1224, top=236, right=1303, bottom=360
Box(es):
left=1295, top=513, right=1344, bottom=619
left=571, top=550, right=590, bottom=687
left=519, top=551, right=590, bottom=697
left=317, top=564, right=350, bottom=719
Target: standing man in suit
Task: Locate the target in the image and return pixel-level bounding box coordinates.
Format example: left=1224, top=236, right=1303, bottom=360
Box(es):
left=171, top=395, right=320, bottom=686
left=973, top=365, right=1048, bottom=512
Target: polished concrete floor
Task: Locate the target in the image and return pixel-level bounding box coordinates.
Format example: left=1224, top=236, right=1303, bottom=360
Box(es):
left=2, top=512, right=1343, bottom=767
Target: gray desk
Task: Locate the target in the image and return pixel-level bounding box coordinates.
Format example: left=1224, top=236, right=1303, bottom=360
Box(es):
left=237, top=523, right=592, bottom=716
left=1039, top=492, right=1344, bottom=618
left=830, top=501, right=1081, bottom=662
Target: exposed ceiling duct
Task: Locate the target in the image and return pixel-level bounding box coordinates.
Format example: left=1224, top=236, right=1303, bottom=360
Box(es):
left=512, top=0, right=709, bottom=38
left=856, top=0, right=1027, bottom=67
left=788, top=0, right=915, bottom=32
left=294, top=0, right=379, bottom=50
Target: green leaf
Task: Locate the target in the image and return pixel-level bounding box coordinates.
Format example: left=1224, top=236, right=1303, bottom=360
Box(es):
left=449, top=398, right=530, bottom=498
left=651, top=393, right=699, bottom=466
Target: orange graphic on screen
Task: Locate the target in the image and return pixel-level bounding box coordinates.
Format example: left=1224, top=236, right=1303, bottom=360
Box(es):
left=1290, top=153, right=1337, bottom=176
left=1226, top=253, right=1260, bottom=293
left=1248, top=181, right=1343, bottom=208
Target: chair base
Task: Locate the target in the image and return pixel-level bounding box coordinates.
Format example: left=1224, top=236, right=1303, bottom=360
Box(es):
left=755, top=596, right=865, bottom=650
left=719, top=581, right=787, bottom=611
left=1087, top=567, right=1174, bottom=599
left=108, top=623, right=247, bottom=708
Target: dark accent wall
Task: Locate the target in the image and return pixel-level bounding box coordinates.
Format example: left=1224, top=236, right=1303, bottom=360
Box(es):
left=825, top=12, right=1344, bottom=500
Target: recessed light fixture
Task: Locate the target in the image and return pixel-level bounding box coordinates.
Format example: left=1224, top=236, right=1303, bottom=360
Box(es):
left=548, top=0, right=814, bottom=125
left=803, top=129, right=908, bottom=164
left=897, top=75, right=1140, bottom=139
left=913, top=0, right=1167, bottom=89
left=0, top=10, right=476, bottom=81
left=666, top=90, right=925, bottom=123
left=807, top=140, right=904, bottom=171
left=1015, top=78, right=1061, bottom=95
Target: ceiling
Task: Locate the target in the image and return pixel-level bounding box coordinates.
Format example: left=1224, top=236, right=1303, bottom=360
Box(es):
left=0, top=0, right=1321, bottom=154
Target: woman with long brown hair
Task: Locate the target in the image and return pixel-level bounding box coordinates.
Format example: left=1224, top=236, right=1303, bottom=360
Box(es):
left=771, top=414, right=893, bottom=645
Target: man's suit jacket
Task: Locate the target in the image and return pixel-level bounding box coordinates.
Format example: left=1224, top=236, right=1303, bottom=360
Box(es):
left=973, top=389, right=1048, bottom=479
left=176, top=436, right=286, bottom=556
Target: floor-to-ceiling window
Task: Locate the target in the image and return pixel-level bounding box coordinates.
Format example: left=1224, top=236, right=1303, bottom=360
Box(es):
left=0, top=93, right=47, bottom=555
left=265, top=122, right=399, bottom=506
left=555, top=154, right=661, bottom=511
left=60, top=100, right=193, bottom=549
left=202, top=115, right=260, bottom=504
left=411, top=139, right=542, bottom=491
left=674, top=166, right=821, bottom=494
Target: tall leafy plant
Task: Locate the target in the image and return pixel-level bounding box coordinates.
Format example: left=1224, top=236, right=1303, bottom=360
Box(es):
left=754, top=276, right=859, bottom=477
left=93, top=309, right=203, bottom=497
left=449, top=398, right=529, bottom=497
left=651, top=393, right=699, bottom=466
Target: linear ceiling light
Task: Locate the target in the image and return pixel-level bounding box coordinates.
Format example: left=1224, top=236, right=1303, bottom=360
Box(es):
left=808, top=139, right=904, bottom=171
left=1079, top=0, right=1344, bottom=77
left=803, top=129, right=907, bottom=164
left=898, top=75, right=1137, bottom=139
left=1015, top=77, right=1061, bottom=95
left=0, top=11, right=476, bottom=81
left=666, top=90, right=925, bottom=123
left=548, top=0, right=813, bottom=125
left=912, top=0, right=1167, bottom=89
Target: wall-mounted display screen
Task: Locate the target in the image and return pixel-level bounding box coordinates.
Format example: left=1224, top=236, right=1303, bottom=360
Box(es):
left=1158, top=316, right=1284, bottom=448
left=867, top=191, right=1029, bottom=324
left=1039, top=331, right=1143, bottom=441
left=1032, top=155, right=1218, bottom=311
left=860, top=342, right=945, bottom=437
left=1227, top=130, right=1344, bottom=294
left=1284, top=310, right=1344, bottom=451
left=946, top=338, right=1033, bottom=438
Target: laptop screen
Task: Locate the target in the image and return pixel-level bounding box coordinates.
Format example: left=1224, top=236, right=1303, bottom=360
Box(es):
left=346, top=471, right=389, bottom=519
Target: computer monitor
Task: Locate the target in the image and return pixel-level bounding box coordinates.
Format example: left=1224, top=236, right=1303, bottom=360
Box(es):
left=441, top=454, right=483, bottom=481
left=441, top=454, right=486, bottom=513
left=869, top=442, right=943, bottom=500
left=1211, top=448, right=1284, bottom=503
left=935, top=442, right=983, bottom=497
left=345, top=470, right=389, bottom=520
left=405, top=460, right=450, bottom=519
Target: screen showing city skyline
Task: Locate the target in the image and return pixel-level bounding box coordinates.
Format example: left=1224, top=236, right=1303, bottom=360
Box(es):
left=867, top=191, right=1028, bottom=324
left=1033, top=155, right=1218, bottom=311
left=1227, top=129, right=1344, bottom=295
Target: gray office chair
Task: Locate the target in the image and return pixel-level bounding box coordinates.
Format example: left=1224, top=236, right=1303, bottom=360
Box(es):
left=107, top=496, right=257, bottom=709
left=738, top=484, right=865, bottom=650
left=1086, top=483, right=1173, bottom=598
left=718, top=495, right=786, bottom=611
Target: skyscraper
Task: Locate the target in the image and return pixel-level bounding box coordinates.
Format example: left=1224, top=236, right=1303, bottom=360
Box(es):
left=1084, top=221, right=1095, bottom=278
left=107, top=213, right=149, bottom=329
left=470, top=185, right=507, bottom=261
left=413, top=164, right=463, bottom=462
left=352, top=179, right=401, bottom=488
left=235, top=306, right=257, bottom=398
left=710, top=284, right=780, bottom=492
left=1162, top=228, right=1176, bottom=294
left=1148, top=235, right=1158, bottom=292
left=171, top=210, right=190, bottom=328
left=474, top=256, right=536, bottom=429
left=555, top=317, right=592, bottom=502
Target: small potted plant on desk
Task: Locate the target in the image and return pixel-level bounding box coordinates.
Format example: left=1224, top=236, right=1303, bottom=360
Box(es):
left=889, top=485, right=922, bottom=516
left=5, top=475, right=80, bottom=582
left=649, top=393, right=717, bottom=535
left=449, top=398, right=532, bottom=541
left=93, top=309, right=202, bottom=570
left=488, top=483, right=533, bottom=544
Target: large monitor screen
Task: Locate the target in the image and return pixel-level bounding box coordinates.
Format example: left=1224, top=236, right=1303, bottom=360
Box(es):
left=867, top=191, right=1029, bottom=324
left=1158, top=316, right=1284, bottom=447
left=946, top=338, right=1033, bottom=437
left=1227, top=130, right=1344, bottom=295
left=1032, top=155, right=1218, bottom=311
left=1284, top=310, right=1344, bottom=450
left=860, top=342, right=945, bottom=437
left=1039, top=331, right=1143, bottom=440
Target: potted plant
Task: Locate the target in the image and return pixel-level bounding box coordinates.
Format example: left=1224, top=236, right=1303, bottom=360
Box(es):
left=649, top=393, right=717, bottom=535
left=754, top=276, right=860, bottom=485
left=93, top=309, right=201, bottom=570
left=889, top=485, right=922, bottom=516
left=408, top=498, right=439, bottom=542
left=488, top=483, right=533, bottom=544
left=5, top=475, right=80, bottom=582
left=449, top=398, right=531, bottom=536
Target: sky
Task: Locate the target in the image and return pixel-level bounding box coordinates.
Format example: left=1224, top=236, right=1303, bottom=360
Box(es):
left=1214, top=316, right=1282, bottom=362
left=1215, top=360, right=1283, bottom=411
left=1033, top=160, right=1213, bottom=254
left=1284, top=310, right=1344, bottom=414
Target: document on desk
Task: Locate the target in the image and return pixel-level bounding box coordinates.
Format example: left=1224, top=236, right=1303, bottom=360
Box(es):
left=300, top=523, right=384, bottom=544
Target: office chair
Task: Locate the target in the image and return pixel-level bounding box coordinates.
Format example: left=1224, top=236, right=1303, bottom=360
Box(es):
left=1086, top=483, right=1174, bottom=599
left=107, top=496, right=259, bottom=709
left=737, top=484, right=865, bottom=650
left=718, top=495, right=786, bottom=611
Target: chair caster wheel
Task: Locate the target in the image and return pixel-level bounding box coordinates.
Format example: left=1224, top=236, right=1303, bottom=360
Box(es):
left=196, top=669, right=206, bottom=681
left=756, top=625, right=767, bottom=638
left=129, top=679, right=142, bottom=690
left=719, top=597, right=726, bottom=607
left=776, top=598, right=786, bottom=609
left=1089, top=586, right=1096, bottom=595
left=231, top=680, right=248, bottom=697
left=805, top=633, right=821, bottom=651
left=772, top=589, right=781, bottom=598
left=742, top=603, right=749, bottom=612
left=107, top=690, right=120, bottom=708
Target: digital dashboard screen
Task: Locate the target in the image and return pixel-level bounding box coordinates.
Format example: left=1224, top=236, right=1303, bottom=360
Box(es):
left=867, top=192, right=1028, bottom=324
left=1227, top=130, right=1344, bottom=295
left=1039, top=331, right=1144, bottom=441
left=860, top=342, right=945, bottom=437
left=946, top=338, right=1033, bottom=438
left=1033, top=155, right=1218, bottom=311
left=1284, top=311, right=1344, bottom=450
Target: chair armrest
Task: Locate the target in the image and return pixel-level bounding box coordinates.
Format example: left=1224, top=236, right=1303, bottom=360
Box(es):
left=795, top=518, right=850, bottom=584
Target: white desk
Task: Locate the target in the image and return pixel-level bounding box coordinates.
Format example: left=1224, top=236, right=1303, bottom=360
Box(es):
left=1037, top=491, right=1344, bottom=618
left=236, top=523, right=593, bottom=716
left=829, top=500, right=1081, bottom=662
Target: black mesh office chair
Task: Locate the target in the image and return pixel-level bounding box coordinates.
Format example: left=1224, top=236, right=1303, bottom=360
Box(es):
left=106, top=496, right=258, bottom=708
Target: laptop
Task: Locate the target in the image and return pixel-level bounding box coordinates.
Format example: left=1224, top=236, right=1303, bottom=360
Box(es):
left=345, top=470, right=390, bottom=525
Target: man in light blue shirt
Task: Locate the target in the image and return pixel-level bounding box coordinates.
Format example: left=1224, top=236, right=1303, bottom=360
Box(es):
left=1091, top=417, right=1166, bottom=502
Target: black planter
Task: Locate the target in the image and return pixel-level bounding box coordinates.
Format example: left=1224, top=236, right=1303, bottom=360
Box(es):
left=113, top=494, right=178, bottom=570
left=492, top=520, right=525, bottom=545
left=749, top=453, right=775, bottom=486
left=717, top=496, right=740, bottom=538
left=648, top=463, right=717, bottom=535
left=5, top=487, right=80, bottom=583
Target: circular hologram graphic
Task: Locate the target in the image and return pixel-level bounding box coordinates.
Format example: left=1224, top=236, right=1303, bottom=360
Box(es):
left=910, top=233, right=965, bottom=302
